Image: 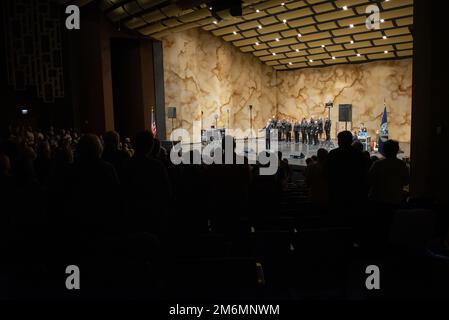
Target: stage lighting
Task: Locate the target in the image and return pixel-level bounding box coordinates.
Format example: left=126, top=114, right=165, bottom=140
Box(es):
left=20, top=107, right=30, bottom=115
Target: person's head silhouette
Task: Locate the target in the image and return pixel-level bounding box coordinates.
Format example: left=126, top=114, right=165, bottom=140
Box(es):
left=382, top=140, right=400, bottom=159
left=77, top=134, right=103, bottom=161
left=337, top=131, right=353, bottom=148
left=103, top=131, right=120, bottom=151
left=134, top=131, right=154, bottom=156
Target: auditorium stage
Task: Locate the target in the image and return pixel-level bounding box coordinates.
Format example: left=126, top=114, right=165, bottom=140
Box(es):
left=177, top=138, right=411, bottom=167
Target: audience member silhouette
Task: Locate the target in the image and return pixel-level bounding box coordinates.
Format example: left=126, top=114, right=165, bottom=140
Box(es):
left=69, top=134, right=120, bottom=230
left=326, top=131, right=366, bottom=209
left=306, top=148, right=329, bottom=207
left=123, top=131, right=172, bottom=235
left=206, top=135, right=251, bottom=232
left=34, top=141, right=53, bottom=186
left=102, top=131, right=130, bottom=181
left=368, top=139, right=409, bottom=206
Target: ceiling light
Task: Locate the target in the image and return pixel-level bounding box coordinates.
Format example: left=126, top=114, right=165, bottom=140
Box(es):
left=382, top=35, right=387, bottom=39
left=256, top=9, right=260, bottom=13
left=281, top=2, right=285, bottom=5
left=384, top=50, right=389, bottom=54
left=255, top=42, right=259, bottom=46
left=272, top=52, right=277, bottom=56
left=349, top=24, right=354, bottom=28
left=295, top=49, right=300, bottom=52
left=343, top=6, right=348, bottom=10
left=289, top=62, right=293, bottom=65
left=332, top=56, right=336, bottom=60
left=321, top=45, right=325, bottom=48
left=275, top=38, right=279, bottom=41
left=357, top=53, right=361, bottom=57
left=381, top=19, right=385, bottom=23
left=233, top=31, right=237, bottom=35
left=258, top=25, right=262, bottom=29
left=350, top=40, right=354, bottom=44
left=213, top=20, right=218, bottom=24
left=309, top=59, right=313, bottom=63
left=283, top=19, right=287, bottom=24
left=209, top=6, right=212, bottom=10
left=297, top=33, right=302, bottom=38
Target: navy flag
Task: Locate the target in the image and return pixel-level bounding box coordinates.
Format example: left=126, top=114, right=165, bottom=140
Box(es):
left=377, top=101, right=389, bottom=155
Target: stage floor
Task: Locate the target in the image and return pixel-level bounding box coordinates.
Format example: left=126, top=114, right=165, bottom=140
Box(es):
left=178, top=138, right=410, bottom=167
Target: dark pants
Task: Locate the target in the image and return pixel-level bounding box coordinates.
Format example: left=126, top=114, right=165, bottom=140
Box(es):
left=286, top=132, right=291, bottom=143
left=325, top=130, right=331, bottom=141
left=302, top=132, right=307, bottom=144
left=314, top=134, right=319, bottom=145
left=294, top=132, right=300, bottom=143
left=266, top=136, right=270, bottom=150
left=308, top=133, right=313, bottom=145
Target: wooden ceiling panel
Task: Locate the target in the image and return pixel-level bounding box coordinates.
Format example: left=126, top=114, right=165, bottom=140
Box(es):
left=98, top=0, right=413, bottom=70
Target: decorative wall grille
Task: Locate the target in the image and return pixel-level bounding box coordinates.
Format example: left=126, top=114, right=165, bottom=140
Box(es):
left=3, top=0, right=65, bottom=103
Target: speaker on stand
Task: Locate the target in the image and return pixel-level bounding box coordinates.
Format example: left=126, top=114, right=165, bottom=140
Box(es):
left=338, top=104, right=352, bottom=131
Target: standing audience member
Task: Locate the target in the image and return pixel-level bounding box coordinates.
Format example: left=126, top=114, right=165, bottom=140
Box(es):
left=368, top=139, right=409, bottom=206
left=123, top=131, right=172, bottom=235
left=69, top=134, right=120, bottom=230
left=306, top=148, right=329, bottom=207
left=102, top=131, right=130, bottom=181
left=326, top=131, right=366, bottom=209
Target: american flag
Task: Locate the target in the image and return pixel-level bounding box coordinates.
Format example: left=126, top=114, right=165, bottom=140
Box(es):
left=151, top=108, right=157, bottom=137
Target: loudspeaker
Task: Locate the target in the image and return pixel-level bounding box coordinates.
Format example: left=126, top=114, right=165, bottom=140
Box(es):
left=167, top=107, right=177, bottom=119
left=338, top=104, right=352, bottom=122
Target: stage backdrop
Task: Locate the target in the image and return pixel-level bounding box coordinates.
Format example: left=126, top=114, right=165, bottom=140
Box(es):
left=162, top=28, right=412, bottom=143
left=276, top=59, right=412, bottom=143
left=162, top=28, right=277, bottom=142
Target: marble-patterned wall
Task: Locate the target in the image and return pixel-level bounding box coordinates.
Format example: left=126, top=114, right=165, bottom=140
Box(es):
left=162, top=28, right=277, bottom=142
left=162, top=28, right=412, bottom=143
left=277, top=59, right=413, bottom=142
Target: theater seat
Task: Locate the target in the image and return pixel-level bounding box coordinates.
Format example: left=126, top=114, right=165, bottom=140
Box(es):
left=389, top=209, right=436, bottom=250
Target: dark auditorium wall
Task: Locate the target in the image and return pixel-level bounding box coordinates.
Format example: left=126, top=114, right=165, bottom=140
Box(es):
left=410, top=0, right=449, bottom=204
left=66, top=3, right=164, bottom=136
left=1, top=2, right=165, bottom=137
left=0, top=1, right=73, bottom=132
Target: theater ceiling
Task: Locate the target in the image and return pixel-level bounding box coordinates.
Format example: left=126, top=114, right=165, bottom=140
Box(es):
left=64, top=0, right=414, bottom=70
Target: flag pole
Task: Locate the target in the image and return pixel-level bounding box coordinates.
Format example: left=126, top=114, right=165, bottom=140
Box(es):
left=151, top=106, right=157, bottom=138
